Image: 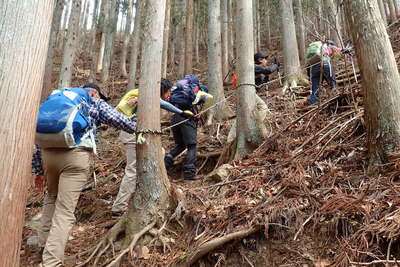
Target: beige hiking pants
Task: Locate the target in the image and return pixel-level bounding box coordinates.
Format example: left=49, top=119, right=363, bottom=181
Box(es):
left=111, top=131, right=137, bottom=213
left=38, top=148, right=91, bottom=267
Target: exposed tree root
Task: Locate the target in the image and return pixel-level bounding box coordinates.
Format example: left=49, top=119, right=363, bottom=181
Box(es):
left=183, top=225, right=260, bottom=267
left=105, top=221, right=156, bottom=267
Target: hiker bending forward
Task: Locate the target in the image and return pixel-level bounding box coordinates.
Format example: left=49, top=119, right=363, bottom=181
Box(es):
left=306, top=40, right=352, bottom=105
left=32, top=84, right=136, bottom=267
left=111, top=79, right=185, bottom=217
left=164, top=75, right=213, bottom=181
left=254, top=52, right=279, bottom=88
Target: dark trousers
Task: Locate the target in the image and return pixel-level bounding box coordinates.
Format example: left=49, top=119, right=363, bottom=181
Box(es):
left=308, top=61, right=336, bottom=104
left=169, top=114, right=197, bottom=168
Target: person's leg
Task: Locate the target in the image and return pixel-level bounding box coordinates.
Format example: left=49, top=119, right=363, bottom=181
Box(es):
left=165, top=114, right=185, bottom=168
left=38, top=150, right=61, bottom=249
left=112, top=132, right=136, bottom=214
left=310, top=63, right=321, bottom=105
left=42, top=149, right=91, bottom=267
left=324, top=61, right=337, bottom=90
left=181, top=119, right=198, bottom=180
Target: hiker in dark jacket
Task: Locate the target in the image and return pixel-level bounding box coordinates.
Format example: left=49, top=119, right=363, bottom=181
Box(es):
left=254, top=52, right=279, bottom=87
left=164, top=75, right=213, bottom=181
left=306, top=40, right=352, bottom=105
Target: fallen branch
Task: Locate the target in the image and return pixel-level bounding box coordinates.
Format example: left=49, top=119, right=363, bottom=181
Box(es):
left=184, top=226, right=259, bottom=266
left=349, top=259, right=400, bottom=266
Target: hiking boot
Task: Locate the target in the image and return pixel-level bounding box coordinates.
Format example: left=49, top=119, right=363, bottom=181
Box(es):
left=183, top=164, right=196, bottom=181
left=164, top=154, right=174, bottom=169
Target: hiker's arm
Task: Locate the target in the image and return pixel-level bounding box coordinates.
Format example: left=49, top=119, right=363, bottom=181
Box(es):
left=32, top=145, right=44, bottom=176
left=90, top=99, right=136, bottom=134
left=160, top=99, right=183, bottom=114
left=255, top=64, right=278, bottom=75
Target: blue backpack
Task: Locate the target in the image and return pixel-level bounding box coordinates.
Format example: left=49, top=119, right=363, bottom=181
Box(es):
left=35, top=88, right=94, bottom=149
left=170, top=75, right=208, bottom=110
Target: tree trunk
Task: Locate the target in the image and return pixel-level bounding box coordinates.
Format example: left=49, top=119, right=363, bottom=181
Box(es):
left=125, top=0, right=174, bottom=243
left=280, top=0, right=308, bottom=93
left=344, top=0, right=400, bottom=168
left=227, top=0, right=235, bottom=63
left=176, top=0, right=186, bottom=77
left=58, top=0, right=72, bottom=52
left=390, top=0, right=399, bottom=19
left=378, top=0, right=388, bottom=25
left=162, top=0, right=171, bottom=78
left=221, top=0, right=230, bottom=78
left=97, top=0, right=109, bottom=73
left=58, top=0, right=81, bottom=88
left=88, top=0, right=101, bottom=82
left=324, top=0, right=342, bottom=45
left=252, top=0, right=258, bottom=52
left=127, top=0, right=143, bottom=90
left=184, top=0, right=194, bottom=75
left=265, top=3, right=272, bottom=50
left=101, top=0, right=118, bottom=84
left=0, top=1, right=54, bottom=265
left=207, top=0, right=233, bottom=122
left=294, top=0, right=306, bottom=65
left=42, top=0, right=65, bottom=101
left=234, top=0, right=268, bottom=158
left=121, top=0, right=134, bottom=78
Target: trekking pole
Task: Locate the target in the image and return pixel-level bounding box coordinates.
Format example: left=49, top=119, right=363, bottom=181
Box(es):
left=275, top=56, right=282, bottom=86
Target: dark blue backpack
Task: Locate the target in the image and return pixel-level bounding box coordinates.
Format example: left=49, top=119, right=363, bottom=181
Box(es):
left=170, top=75, right=207, bottom=109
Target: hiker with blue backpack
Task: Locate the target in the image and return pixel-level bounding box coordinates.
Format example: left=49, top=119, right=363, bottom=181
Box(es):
left=32, top=83, right=137, bottom=267
left=111, top=79, right=186, bottom=217
left=305, top=40, right=352, bottom=105
left=164, top=75, right=213, bottom=181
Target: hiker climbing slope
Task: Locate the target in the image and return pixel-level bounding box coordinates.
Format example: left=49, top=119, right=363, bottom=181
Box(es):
left=254, top=52, right=279, bottom=88
left=306, top=40, right=352, bottom=105
left=164, top=75, right=213, bottom=181
left=32, top=84, right=136, bottom=267
left=111, top=79, right=185, bottom=217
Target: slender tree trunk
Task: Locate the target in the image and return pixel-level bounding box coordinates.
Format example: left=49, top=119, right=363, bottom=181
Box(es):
left=324, top=0, right=342, bottom=45
left=234, top=0, right=268, bottom=158
left=176, top=0, right=186, bottom=77
left=207, top=0, right=233, bottom=122
left=252, top=0, right=258, bottom=52
left=194, top=10, right=200, bottom=64
left=280, top=0, right=308, bottom=92
left=58, top=0, right=72, bottom=52
left=385, top=1, right=391, bottom=21
left=128, top=0, right=143, bottom=90
left=344, top=0, right=400, bottom=168
left=162, top=0, right=171, bottom=78
left=378, top=0, right=388, bottom=25
left=389, top=0, right=399, bottom=20
left=89, top=0, right=102, bottom=82
left=0, top=1, right=54, bottom=265
left=184, top=0, right=194, bottom=74
left=227, top=0, right=235, bottom=63
left=394, top=0, right=400, bottom=17
left=125, top=0, right=174, bottom=243
left=97, top=0, right=109, bottom=73
left=294, top=0, right=306, bottom=65
left=58, top=0, right=81, bottom=88
left=221, top=0, right=230, bottom=78
left=121, top=0, right=134, bottom=78
left=42, top=0, right=65, bottom=101
left=101, top=0, right=118, bottom=83
left=265, top=5, right=272, bottom=49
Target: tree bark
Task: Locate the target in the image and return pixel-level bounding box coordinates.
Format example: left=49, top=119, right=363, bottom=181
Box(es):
left=42, top=0, right=65, bottom=101
left=234, top=0, right=268, bottom=158
left=221, top=0, right=230, bottom=78
left=280, top=0, right=308, bottom=93
left=378, top=0, right=388, bottom=25
left=388, top=0, right=397, bottom=23
left=121, top=0, right=134, bottom=78
left=294, top=0, right=306, bottom=65
left=176, top=0, right=186, bottom=77
left=127, top=0, right=143, bottom=90
left=343, top=0, right=400, bottom=168
left=162, top=0, right=171, bottom=78
left=227, top=0, right=235, bottom=63
left=207, top=0, right=233, bottom=122
left=97, top=0, right=109, bottom=73
left=184, top=0, right=194, bottom=75
left=58, top=0, right=72, bottom=52
left=101, top=0, right=118, bottom=83
left=125, top=0, right=174, bottom=244
left=324, top=0, right=342, bottom=45
left=88, top=0, right=102, bottom=82
left=58, top=0, right=81, bottom=88
left=0, top=1, right=54, bottom=265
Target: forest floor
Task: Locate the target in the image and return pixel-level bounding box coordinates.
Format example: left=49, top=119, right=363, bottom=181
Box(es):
left=21, top=23, right=400, bottom=267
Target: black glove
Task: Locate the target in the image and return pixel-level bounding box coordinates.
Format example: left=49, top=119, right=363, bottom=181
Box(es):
left=342, top=46, right=353, bottom=54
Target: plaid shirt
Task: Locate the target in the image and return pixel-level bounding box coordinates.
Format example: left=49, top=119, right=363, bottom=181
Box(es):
left=32, top=98, right=136, bottom=175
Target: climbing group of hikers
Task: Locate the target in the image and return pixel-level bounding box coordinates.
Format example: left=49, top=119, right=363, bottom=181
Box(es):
left=31, top=38, right=352, bottom=266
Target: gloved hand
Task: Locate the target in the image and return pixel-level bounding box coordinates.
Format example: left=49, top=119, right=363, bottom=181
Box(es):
left=180, top=111, right=194, bottom=119
left=342, top=46, right=353, bottom=54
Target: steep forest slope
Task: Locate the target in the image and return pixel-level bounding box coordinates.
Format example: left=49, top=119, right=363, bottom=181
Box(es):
left=21, top=22, right=400, bottom=267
